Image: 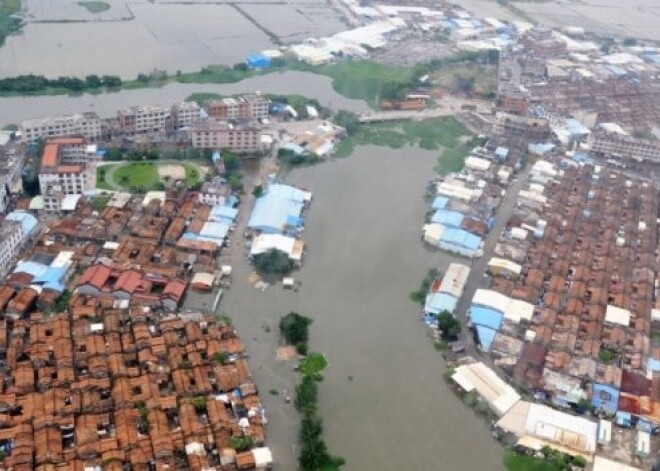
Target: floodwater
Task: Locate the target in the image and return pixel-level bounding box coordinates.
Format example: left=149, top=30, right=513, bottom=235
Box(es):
left=0, top=0, right=346, bottom=79
left=219, top=146, right=504, bottom=470
left=0, top=71, right=371, bottom=126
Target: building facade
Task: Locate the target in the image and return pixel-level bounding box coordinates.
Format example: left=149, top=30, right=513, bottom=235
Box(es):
left=172, top=101, right=202, bottom=128
left=0, top=220, right=23, bottom=278
left=589, top=131, right=660, bottom=162
left=20, top=112, right=102, bottom=143
left=190, top=120, right=266, bottom=153
left=117, top=105, right=169, bottom=134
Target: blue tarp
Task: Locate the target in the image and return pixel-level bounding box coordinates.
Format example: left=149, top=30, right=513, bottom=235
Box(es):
left=424, top=292, right=458, bottom=315
left=226, top=195, right=239, bottom=207
left=470, top=306, right=503, bottom=330
left=432, top=209, right=464, bottom=227
left=495, top=147, right=509, bottom=160
left=615, top=411, right=632, bottom=427
left=212, top=151, right=221, bottom=162
left=648, top=358, right=660, bottom=372
left=247, top=53, right=271, bottom=69
left=475, top=325, right=496, bottom=351
left=591, top=383, right=620, bottom=414
left=248, top=184, right=308, bottom=234
left=431, top=197, right=448, bottom=210
left=7, top=212, right=38, bottom=240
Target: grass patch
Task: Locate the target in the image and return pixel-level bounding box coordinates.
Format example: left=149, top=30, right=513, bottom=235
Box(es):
left=185, top=92, right=222, bottom=105
left=292, top=60, right=412, bottom=108
left=96, top=165, right=115, bottom=190
left=114, top=162, right=159, bottom=189
left=299, top=352, right=328, bottom=377
left=335, top=116, right=470, bottom=172
left=432, top=63, right=498, bottom=97
left=0, top=0, right=23, bottom=46
left=78, top=1, right=110, bottom=13
left=183, top=163, right=201, bottom=186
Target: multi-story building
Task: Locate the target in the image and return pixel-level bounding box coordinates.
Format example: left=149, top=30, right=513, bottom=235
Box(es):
left=198, top=177, right=231, bottom=206
left=38, top=139, right=95, bottom=211
left=589, top=129, right=660, bottom=163
left=0, top=220, right=23, bottom=278
left=493, top=112, right=550, bottom=141
left=117, top=105, right=169, bottom=134
left=171, top=101, right=202, bottom=128
left=206, top=93, right=270, bottom=121
left=189, top=120, right=267, bottom=153
left=20, top=112, right=102, bottom=143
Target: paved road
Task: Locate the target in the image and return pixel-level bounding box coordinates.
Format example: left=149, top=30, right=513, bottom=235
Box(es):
left=453, top=162, right=534, bottom=352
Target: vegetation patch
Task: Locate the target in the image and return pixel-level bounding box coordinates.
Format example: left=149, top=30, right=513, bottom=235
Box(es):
left=78, top=1, right=110, bottom=13
left=333, top=115, right=470, bottom=174
left=504, top=448, right=586, bottom=471
left=253, top=249, right=294, bottom=276
left=282, top=311, right=345, bottom=471
left=90, top=193, right=111, bottom=211
left=185, top=92, right=222, bottom=105
left=409, top=268, right=439, bottom=304
left=299, top=352, right=328, bottom=378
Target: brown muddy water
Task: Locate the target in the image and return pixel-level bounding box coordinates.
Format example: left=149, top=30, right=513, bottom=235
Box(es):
left=218, top=145, right=504, bottom=470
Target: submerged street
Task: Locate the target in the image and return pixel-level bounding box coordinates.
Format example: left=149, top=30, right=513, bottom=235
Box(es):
left=218, top=146, right=505, bottom=470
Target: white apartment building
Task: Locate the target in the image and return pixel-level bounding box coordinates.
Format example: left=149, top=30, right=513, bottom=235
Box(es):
left=190, top=120, right=267, bottom=153
left=39, top=140, right=95, bottom=211
left=20, top=112, right=102, bottom=143
left=0, top=220, right=23, bottom=278
left=198, top=177, right=230, bottom=206
left=117, top=105, right=169, bottom=134
left=172, top=101, right=202, bottom=128
left=589, top=131, right=660, bottom=162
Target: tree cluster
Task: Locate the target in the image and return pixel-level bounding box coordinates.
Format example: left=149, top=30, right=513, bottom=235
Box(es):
left=0, top=74, right=122, bottom=93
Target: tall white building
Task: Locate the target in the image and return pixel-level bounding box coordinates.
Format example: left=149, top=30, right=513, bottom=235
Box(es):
left=38, top=139, right=95, bottom=212
left=20, top=112, right=102, bottom=143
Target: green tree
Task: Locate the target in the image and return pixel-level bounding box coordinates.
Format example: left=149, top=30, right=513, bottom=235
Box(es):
left=227, top=435, right=253, bottom=452
left=252, top=184, right=264, bottom=198
left=53, top=290, right=73, bottom=312
left=222, top=152, right=240, bottom=172
left=85, top=74, right=101, bottom=88
left=279, top=312, right=312, bottom=346
left=227, top=172, right=243, bottom=191
left=436, top=311, right=461, bottom=341
left=233, top=63, right=249, bottom=72
left=295, top=375, right=318, bottom=413
left=333, top=110, right=360, bottom=134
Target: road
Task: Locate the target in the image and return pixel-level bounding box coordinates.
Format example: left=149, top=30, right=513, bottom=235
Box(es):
left=359, top=98, right=493, bottom=123
left=453, top=162, right=534, bottom=351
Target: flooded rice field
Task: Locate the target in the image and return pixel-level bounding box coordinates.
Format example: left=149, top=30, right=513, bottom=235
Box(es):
left=219, top=146, right=504, bottom=470
left=0, top=0, right=346, bottom=78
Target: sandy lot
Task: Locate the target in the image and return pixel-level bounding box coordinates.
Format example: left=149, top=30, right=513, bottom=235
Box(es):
left=157, top=164, right=185, bottom=181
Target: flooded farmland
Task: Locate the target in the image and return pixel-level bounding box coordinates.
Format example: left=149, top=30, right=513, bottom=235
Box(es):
left=0, top=0, right=346, bottom=78
left=218, top=146, right=504, bottom=470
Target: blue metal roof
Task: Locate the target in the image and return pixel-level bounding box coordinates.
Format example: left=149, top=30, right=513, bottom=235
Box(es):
left=431, top=196, right=448, bottom=210
left=648, top=358, right=660, bottom=372
left=475, top=325, right=496, bottom=351
left=565, top=118, right=590, bottom=136
left=440, top=227, right=481, bottom=251
left=210, top=205, right=238, bottom=222
left=470, top=305, right=503, bottom=330
left=211, top=151, right=221, bottom=162
left=14, top=260, right=48, bottom=278
left=424, top=292, right=458, bottom=315
left=248, top=184, right=307, bottom=234
left=431, top=209, right=464, bottom=227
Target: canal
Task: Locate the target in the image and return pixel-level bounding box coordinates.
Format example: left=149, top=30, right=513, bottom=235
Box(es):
left=0, top=71, right=371, bottom=127
left=218, top=145, right=504, bottom=470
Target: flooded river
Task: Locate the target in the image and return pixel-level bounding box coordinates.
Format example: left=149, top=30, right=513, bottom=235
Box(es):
left=219, top=146, right=504, bottom=470
left=0, top=72, right=371, bottom=127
